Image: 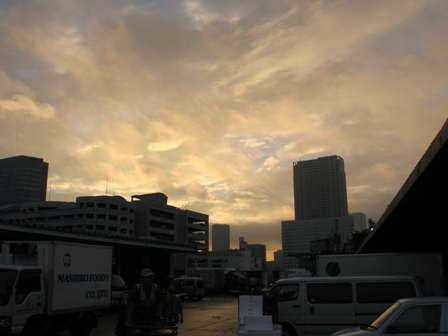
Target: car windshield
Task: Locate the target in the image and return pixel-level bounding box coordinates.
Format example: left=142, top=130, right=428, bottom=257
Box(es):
left=364, top=301, right=402, bottom=330
left=0, top=269, right=18, bottom=306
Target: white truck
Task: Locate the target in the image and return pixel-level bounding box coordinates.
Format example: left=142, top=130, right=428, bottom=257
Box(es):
left=0, top=241, right=113, bottom=336
left=315, top=252, right=443, bottom=296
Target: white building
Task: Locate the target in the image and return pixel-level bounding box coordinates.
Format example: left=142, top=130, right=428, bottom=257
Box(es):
left=350, top=212, right=368, bottom=232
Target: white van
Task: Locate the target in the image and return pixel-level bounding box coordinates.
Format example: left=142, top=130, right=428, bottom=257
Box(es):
left=171, top=276, right=205, bottom=299
left=333, top=296, right=448, bottom=336
left=262, top=276, right=424, bottom=336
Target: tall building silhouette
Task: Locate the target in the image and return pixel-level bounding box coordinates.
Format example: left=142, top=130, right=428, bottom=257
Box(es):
left=293, top=155, right=348, bottom=220
left=0, top=155, right=48, bottom=206
left=212, top=224, right=230, bottom=251
left=283, top=155, right=358, bottom=269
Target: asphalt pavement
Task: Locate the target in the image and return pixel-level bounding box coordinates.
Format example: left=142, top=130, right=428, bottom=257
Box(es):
left=61, top=295, right=240, bottom=335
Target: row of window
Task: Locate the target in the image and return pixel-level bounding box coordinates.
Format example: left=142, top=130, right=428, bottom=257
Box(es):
left=272, top=282, right=416, bottom=304
left=79, top=202, right=134, bottom=213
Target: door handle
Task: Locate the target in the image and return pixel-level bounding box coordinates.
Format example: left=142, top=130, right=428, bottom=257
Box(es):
left=309, top=306, right=314, bottom=314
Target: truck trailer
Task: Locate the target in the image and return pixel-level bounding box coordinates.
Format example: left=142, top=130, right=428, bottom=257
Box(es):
left=315, top=252, right=443, bottom=296
left=0, top=240, right=113, bottom=336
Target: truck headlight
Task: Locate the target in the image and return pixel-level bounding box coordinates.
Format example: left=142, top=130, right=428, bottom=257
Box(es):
left=0, top=316, right=12, bottom=327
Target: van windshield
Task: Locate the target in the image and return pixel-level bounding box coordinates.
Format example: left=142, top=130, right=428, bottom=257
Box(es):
left=365, top=302, right=402, bottom=330
left=0, top=269, right=18, bottom=306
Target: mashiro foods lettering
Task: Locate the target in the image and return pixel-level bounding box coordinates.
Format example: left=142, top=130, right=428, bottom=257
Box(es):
left=58, top=273, right=110, bottom=283
left=58, top=274, right=89, bottom=283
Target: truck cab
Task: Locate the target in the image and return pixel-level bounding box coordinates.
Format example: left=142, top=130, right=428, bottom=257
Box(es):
left=0, top=265, right=45, bottom=335
left=0, top=240, right=113, bottom=336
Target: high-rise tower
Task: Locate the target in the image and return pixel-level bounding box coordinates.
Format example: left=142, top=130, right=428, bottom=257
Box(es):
left=293, top=155, right=348, bottom=220
left=0, top=155, right=49, bottom=206
left=212, top=224, right=230, bottom=251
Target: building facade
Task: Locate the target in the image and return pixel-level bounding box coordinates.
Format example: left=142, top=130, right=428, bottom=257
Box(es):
left=0, top=191, right=209, bottom=275
left=247, top=243, right=267, bottom=271
left=131, top=193, right=209, bottom=274
left=212, top=224, right=230, bottom=251
left=273, top=250, right=283, bottom=270
left=207, top=249, right=257, bottom=271
left=281, top=215, right=355, bottom=269
left=293, top=155, right=348, bottom=220
left=0, top=196, right=136, bottom=237
left=0, top=156, right=48, bottom=206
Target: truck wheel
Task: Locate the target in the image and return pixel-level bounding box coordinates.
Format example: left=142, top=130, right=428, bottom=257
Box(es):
left=69, top=312, right=96, bottom=336
left=281, top=325, right=297, bottom=336
left=22, top=318, right=44, bottom=336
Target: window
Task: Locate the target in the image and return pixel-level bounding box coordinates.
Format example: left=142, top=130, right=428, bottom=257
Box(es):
left=307, top=283, right=352, bottom=304
left=15, top=270, right=41, bottom=304
left=357, top=282, right=417, bottom=304
left=269, top=284, right=299, bottom=302
left=0, top=269, right=18, bottom=306
left=387, top=304, right=442, bottom=334
left=263, top=284, right=299, bottom=316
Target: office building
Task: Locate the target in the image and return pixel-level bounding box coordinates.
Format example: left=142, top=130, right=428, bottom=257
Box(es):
left=282, top=215, right=355, bottom=269
left=293, top=155, right=348, bottom=220
left=248, top=243, right=267, bottom=271
left=212, top=224, right=230, bottom=251
left=0, top=156, right=48, bottom=206
left=283, top=155, right=360, bottom=269
left=131, top=193, right=209, bottom=273
left=273, top=250, right=283, bottom=270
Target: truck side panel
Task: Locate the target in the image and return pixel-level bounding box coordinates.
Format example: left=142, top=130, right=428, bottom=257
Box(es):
left=315, top=253, right=443, bottom=295
left=51, top=242, right=112, bottom=313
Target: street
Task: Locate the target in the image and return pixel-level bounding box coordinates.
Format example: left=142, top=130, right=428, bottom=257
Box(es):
left=62, top=295, right=240, bottom=336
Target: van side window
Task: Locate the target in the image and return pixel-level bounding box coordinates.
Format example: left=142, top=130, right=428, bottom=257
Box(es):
left=386, top=304, right=441, bottom=334
left=307, top=283, right=352, bottom=304
left=15, top=270, right=41, bottom=304
left=357, top=282, right=417, bottom=303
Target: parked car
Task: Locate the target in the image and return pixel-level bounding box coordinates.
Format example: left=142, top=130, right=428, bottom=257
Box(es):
left=171, top=276, right=205, bottom=299
left=333, top=296, right=448, bottom=335
left=111, top=275, right=128, bottom=306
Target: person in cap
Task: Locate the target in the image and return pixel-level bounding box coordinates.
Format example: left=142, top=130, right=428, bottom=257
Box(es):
left=126, top=268, right=163, bottom=324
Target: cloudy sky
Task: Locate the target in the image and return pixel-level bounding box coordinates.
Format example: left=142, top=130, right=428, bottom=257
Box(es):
left=1, top=0, right=447, bottom=260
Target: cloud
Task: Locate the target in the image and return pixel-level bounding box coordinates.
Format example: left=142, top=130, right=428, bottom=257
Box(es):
left=0, top=0, right=447, bottom=260
left=0, top=95, right=56, bottom=119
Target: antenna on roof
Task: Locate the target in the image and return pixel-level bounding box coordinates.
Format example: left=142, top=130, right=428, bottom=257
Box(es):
left=106, top=173, right=108, bottom=195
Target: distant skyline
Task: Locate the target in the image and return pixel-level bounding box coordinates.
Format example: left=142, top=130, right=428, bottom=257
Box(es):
left=1, top=1, right=447, bottom=261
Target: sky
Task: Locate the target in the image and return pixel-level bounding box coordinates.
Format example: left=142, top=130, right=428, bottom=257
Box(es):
left=1, top=0, right=447, bottom=261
